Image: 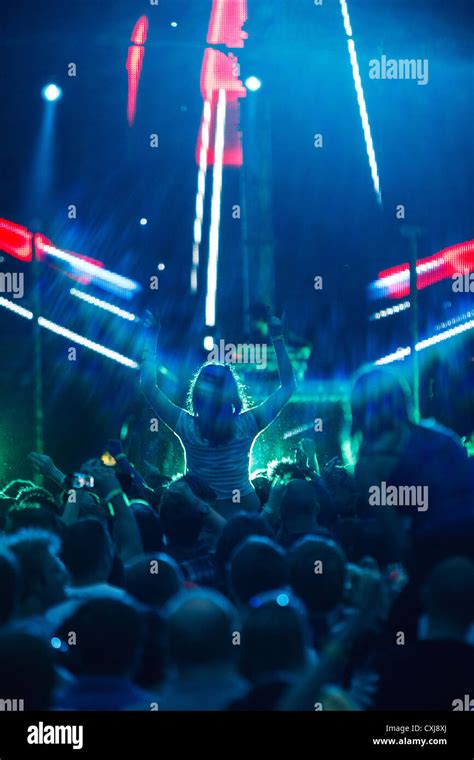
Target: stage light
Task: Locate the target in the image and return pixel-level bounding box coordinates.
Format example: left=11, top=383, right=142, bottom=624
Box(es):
left=191, top=99, right=212, bottom=293
left=371, top=239, right=474, bottom=300
left=171, top=21, right=178, bottom=28
left=0, top=297, right=33, bottom=320
left=38, top=317, right=138, bottom=369
left=37, top=242, right=140, bottom=298
left=127, top=17, right=148, bottom=126
left=375, top=347, right=411, bottom=366
left=369, top=301, right=411, bottom=321
left=205, top=89, right=226, bottom=327
left=42, top=84, right=62, bottom=102
left=347, top=39, right=381, bottom=203
left=276, top=593, right=290, bottom=607
left=339, top=0, right=353, bottom=37
left=139, top=218, right=148, bottom=226
left=245, top=76, right=261, bottom=92
left=158, top=263, right=165, bottom=271
left=70, top=288, right=137, bottom=321
left=339, top=1, right=381, bottom=204
left=204, top=335, right=214, bottom=351
left=415, top=320, right=474, bottom=351
left=374, top=320, right=474, bottom=365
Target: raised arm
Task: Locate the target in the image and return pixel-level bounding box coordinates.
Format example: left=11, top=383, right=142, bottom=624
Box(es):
left=251, top=316, right=297, bottom=432
left=140, top=311, right=183, bottom=432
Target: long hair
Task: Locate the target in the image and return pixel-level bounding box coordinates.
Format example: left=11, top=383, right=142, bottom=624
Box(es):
left=187, top=363, right=249, bottom=445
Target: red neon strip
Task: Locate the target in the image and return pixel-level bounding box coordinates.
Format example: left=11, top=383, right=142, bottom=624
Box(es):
left=127, top=16, right=148, bottom=127
left=131, top=15, right=148, bottom=45
left=378, top=240, right=474, bottom=298
left=196, top=49, right=246, bottom=167
left=0, top=219, right=32, bottom=261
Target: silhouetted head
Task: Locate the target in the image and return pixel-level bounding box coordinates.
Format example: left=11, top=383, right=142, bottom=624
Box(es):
left=163, top=589, right=238, bottom=670
left=188, top=363, right=245, bottom=444
left=5, top=503, right=64, bottom=537
left=0, top=631, right=56, bottom=709
left=279, top=479, right=320, bottom=541
left=160, top=483, right=207, bottom=548
left=229, top=537, right=289, bottom=607
left=125, top=553, right=184, bottom=608
left=62, top=518, right=114, bottom=586
left=215, top=512, right=275, bottom=583
left=350, top=367, right=412, bottom=441
left=239, top=591, right=309, bottom=682
left=289, top=536, right=347, bottom=615
left=0, top=549, right=20, bottom=625
left=61, top=598, right=144, bottom=677
left=422, top=556, right=474, bottom=632
left=3, top=529, right=69, bottom=615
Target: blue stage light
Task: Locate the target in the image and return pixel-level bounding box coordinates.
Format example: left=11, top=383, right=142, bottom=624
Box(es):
left=203, top=335, right=214, bottom=352
left=245, top=76, right=261, bottom=92
left=42, top=84, right=62, bottom=102
left=140, top=217, right=148, bottom=226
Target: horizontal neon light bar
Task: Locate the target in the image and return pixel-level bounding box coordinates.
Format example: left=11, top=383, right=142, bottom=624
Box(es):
left=38, top=317, right=138, bottom=369
left=436, top=310, right=472, bottom=332
left=70, top=288, right=137, bottom=321
left=375, top=346, right=411, bottom=366
left=0, top=297, right=34, bottom=319
left=370, top=301, right=411, bottom=321
left=370, top=239, right=474, bottom=300
left=375, top=320, right=474, bottom=365
left=38, top=242, right=140, bottom=296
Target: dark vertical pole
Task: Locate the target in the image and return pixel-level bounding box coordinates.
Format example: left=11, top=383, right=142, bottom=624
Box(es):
left=402, top=225, right=421, bottom=422
left=32, top=251, right=44, bottom=485
left=240, top=163, right=250, bottom=335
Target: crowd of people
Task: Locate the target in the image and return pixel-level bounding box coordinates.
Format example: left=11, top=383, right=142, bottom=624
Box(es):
left=0, top=316, right=473, bottom=711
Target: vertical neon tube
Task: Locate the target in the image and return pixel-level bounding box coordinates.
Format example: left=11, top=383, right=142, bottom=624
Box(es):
left=339, top=1, right=381, bottom=204
left=205, top=89, right=226, bottom=327
left=191, top=98, right=212, bottom=292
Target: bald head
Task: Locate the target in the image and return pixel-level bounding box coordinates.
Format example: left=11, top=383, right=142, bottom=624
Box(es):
left=164, top=590, right=237, bottom=667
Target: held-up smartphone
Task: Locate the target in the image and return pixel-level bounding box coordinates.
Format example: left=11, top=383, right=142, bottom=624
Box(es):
left=101, top=451, right=116, bottom=467
left=72, top=473, right=95, bottom=489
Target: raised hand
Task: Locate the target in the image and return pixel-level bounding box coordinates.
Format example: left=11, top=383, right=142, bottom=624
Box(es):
left=28, top=452, right=65, bottom=484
